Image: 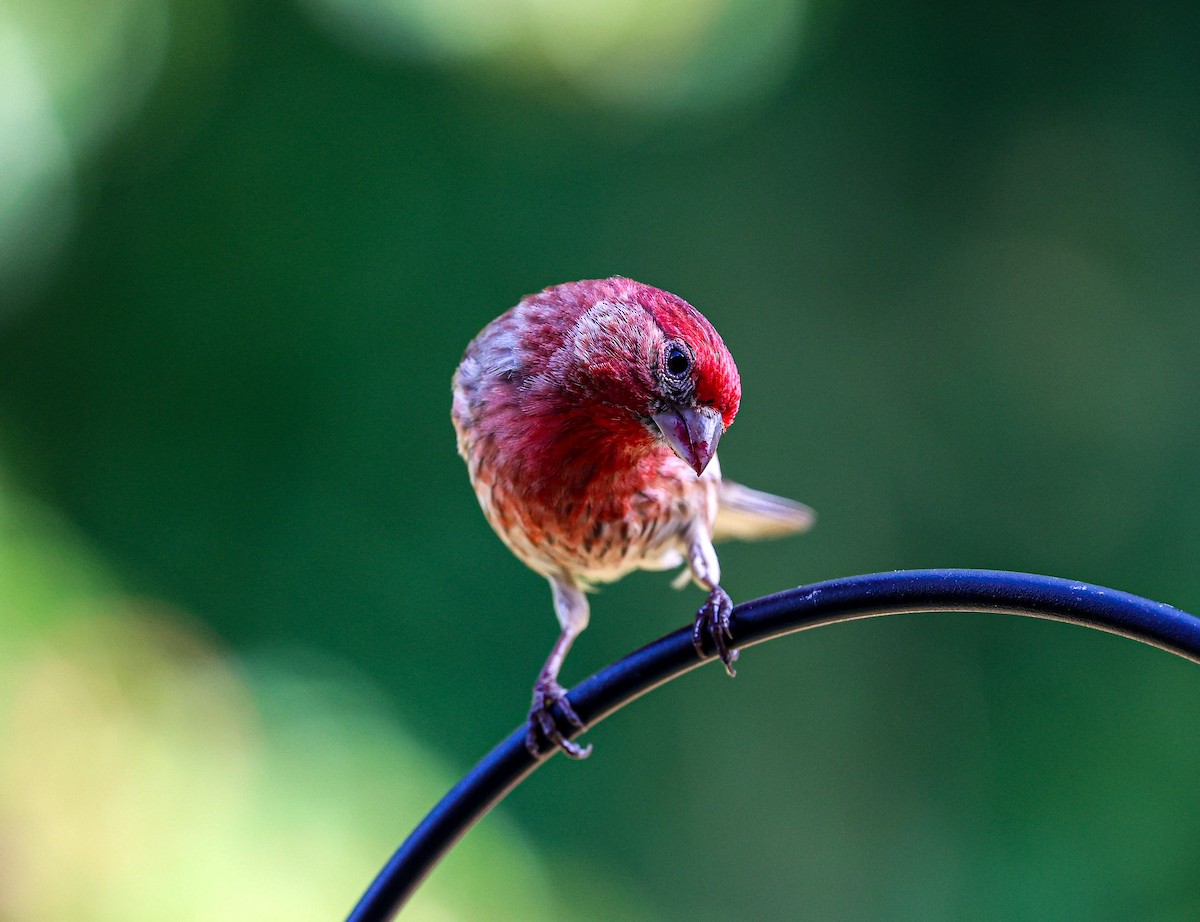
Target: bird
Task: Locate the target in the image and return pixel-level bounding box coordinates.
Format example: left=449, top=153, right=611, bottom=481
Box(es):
left=451, top=277, right=814, bottom=758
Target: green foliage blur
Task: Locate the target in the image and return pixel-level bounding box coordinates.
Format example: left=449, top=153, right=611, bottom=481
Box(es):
left=2, top=0, right=1200, bottom=918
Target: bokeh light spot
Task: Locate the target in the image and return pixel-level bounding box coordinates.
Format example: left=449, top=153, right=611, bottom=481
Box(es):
left=301, top=0, right=808, bottom=113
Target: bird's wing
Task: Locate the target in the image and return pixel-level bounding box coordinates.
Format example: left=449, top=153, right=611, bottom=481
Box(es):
left=712, top=480, right=815, bottom=543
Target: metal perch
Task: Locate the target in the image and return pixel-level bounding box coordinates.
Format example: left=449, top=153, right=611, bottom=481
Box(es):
left=346, top=568, right=1200, bottom=921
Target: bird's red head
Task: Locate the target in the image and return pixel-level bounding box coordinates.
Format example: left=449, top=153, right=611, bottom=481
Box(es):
left=522, top=277, right=741, bottom=476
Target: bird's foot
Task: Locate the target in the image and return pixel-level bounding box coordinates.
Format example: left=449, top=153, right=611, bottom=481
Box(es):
left=526, top=675, right=592, bottom=760
left=693, top=585, right=739, bottom=677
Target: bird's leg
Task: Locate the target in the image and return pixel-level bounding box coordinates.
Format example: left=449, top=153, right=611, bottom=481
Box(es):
left=687, top=527, right=740, bottom=677
left=526, top=577, right=592, bottom=759
left=528, top=632, right=590, bottom=759
left=694, top=586, right=738, bottom=677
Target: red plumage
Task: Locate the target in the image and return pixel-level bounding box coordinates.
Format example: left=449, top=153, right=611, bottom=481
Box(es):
left=452, top=277, right=812, bottom=757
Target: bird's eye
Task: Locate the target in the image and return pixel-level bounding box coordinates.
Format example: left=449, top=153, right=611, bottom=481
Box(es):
left=664, top=342, right=692, bottom=379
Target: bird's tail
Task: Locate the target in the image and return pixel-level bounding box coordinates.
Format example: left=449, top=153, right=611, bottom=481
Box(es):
left=713, top=480, right=816, bottom=543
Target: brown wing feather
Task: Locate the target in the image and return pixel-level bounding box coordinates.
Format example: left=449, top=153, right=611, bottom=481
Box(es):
left=712, top=480, right=815, bottom=543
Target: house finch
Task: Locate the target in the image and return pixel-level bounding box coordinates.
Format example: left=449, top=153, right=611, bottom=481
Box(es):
left=452, top=277, right=814, bottom=758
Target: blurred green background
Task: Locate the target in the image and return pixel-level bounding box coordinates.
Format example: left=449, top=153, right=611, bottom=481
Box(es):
left=2, top=0, right=1200, bottom=918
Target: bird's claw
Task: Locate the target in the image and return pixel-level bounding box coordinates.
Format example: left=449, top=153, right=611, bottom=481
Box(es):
left=693, top=585, right=739, bottom=677
left=526, top=675, right=592, bottom=760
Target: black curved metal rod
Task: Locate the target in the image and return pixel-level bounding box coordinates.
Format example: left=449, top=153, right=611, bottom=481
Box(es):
left=346, top=569, right=1200, bottom=921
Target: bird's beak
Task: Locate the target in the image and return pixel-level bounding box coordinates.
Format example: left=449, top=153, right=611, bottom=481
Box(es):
left=652, top=405, right=723, bottom=476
